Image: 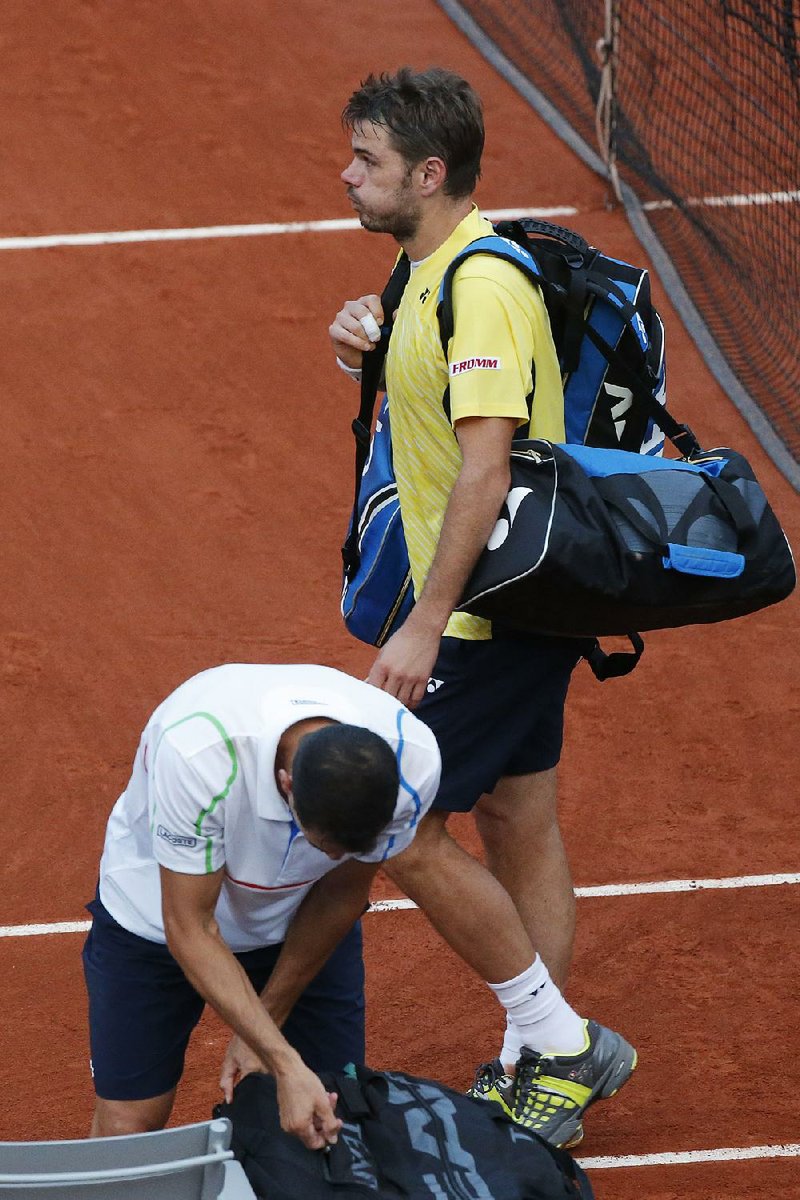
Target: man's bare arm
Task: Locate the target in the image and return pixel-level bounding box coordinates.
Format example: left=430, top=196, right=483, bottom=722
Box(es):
left=264, top=858, right=379, bottom=1023
left=220, top=859, right=378, bottom=1097
left=368, top=414, right=517, bottom=707
left=159, top=866, right=341, bottom=1149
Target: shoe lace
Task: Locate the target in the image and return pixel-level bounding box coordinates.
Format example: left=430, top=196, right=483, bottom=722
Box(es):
left=473, top=1061, right=499, bottom=1092
left=513, top=1051, right=565, bottom=1116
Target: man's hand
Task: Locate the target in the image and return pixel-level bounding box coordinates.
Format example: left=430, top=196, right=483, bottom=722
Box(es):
left=219, top=1034, right=266, bottom=1103
left=368, top=415, right=518, bottom=709
left=275, top=1061, right=343, bottom=1150
left=367, top=618, right=442, bottom=709
left=159, top=866, right=340, bottom=1151
left=329, top=295, right=384, bottom=368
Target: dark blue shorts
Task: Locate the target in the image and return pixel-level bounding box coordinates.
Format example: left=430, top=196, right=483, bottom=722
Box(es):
left=82, top=893, right=365, bottom=1101
left=415, top=632, right=590, bottom=813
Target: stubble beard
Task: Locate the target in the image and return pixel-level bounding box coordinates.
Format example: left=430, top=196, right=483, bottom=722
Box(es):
left=357, top=209, right=418, bottom=243
left=351, top=176, right=420, bottom=243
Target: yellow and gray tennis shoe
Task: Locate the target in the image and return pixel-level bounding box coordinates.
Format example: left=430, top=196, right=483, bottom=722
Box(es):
left=466, top=1058, right=514, bottom=1104
left=468, top=1020, right=637, bottom=1150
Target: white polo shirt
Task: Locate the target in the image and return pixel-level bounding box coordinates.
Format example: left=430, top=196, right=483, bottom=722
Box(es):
left=98, top=664, right=441, bottom=951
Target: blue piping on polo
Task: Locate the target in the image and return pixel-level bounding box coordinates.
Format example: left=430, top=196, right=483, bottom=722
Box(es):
left=280, top=815, right=302, bottom=869
left=382, top=709, right=423, bottom=861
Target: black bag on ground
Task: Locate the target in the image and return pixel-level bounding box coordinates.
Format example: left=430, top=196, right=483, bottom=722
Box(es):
left=457, top=439, right=796, bottom=642
left=214, top=1067, right=593, bottom=1200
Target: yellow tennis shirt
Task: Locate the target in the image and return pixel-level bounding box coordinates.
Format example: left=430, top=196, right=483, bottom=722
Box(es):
left=385, top=207, right=565, bottom=640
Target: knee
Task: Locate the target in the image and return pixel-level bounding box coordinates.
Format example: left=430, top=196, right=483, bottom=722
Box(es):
left=475, top=770, right=560, bottom=840
left=91, top=1097, right=172, bottom=1138
left=474, top=800, right=525, bottom=854
left=384, top=811, right=450, bottom=884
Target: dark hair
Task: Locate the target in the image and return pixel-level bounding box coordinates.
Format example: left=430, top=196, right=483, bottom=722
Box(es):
left=291, top=724, right=399, bottom=855
left=342, top=67, right=484, bottom=199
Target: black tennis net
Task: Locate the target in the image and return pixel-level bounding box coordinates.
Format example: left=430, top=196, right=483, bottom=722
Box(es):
left=438, top=0, right=800, bottom=487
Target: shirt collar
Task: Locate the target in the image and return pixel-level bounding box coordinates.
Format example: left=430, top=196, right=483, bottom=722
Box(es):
left=255, top=687, right=361, bottom=820
left=408, top=205, right=491, bottom=281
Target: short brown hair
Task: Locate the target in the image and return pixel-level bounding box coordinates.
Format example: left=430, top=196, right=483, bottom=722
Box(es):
left=342, top=67, right=484, bottom=199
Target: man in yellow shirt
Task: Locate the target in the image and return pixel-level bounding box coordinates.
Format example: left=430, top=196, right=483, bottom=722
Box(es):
left=329, top=67, right=635, bottom=1149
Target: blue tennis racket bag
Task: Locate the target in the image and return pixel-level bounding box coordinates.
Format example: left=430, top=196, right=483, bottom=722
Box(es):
left=457, top=440, right=796, bottom=639
left=341, top=395, right=414, bottom=647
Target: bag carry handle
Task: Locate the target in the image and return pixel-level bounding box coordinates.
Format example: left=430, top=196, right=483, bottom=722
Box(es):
left=506, top=216, right=591, bottom=255
left=701, top=473, right=758, bottom=540
left=342, top=255, right=411, bottom=580
left=586, top=633, right=644, bottom=680
left=596, top=470, right=756, bottom=563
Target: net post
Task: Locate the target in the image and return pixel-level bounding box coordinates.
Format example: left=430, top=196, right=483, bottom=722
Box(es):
left=595, top=0, right=623, bottom=203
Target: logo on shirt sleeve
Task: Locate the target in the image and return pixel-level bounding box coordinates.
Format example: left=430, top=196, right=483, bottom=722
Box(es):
left=449, top=357, right=502, bottom=376
left=157, top=825, right=198, bottom=848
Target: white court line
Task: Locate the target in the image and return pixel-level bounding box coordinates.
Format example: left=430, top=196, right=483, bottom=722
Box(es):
left=3, top=869, right=799, bottom=938
left=1, top=188, right=796, bottom=249
left=576, top=871, right=800, bottom=897
left=643, top=188, right=800, bottom=212
left=0, top=207, right=577, bottom=251
left=3, top=920, right=93, bottom=938
left=578, top=1141, right=800, bottom=1170
left=371, top=869, right=800, bottom=909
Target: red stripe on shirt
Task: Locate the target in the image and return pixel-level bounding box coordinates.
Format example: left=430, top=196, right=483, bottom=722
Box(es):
left=224, top=871, right=315, bottom=892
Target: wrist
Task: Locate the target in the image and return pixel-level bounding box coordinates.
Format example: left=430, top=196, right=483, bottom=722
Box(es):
left=405, top=604, right=449, bottom=639
left=259, top=987, right=290, bottom=1030
left=336, top=355, right=363, bottom=379
left=265, top=1042, right=304, bottom=1078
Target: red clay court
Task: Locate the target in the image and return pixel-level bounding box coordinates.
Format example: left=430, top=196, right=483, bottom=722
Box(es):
left=2, top=3, right=799, bottom=1197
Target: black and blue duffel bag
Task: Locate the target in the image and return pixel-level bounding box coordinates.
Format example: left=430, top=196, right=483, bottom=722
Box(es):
left=216, top=1066, right=594, bottom=1200
left=457, top=440, right=795, bottom=644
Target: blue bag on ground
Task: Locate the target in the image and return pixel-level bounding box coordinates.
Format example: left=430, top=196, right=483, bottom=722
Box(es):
left=215, top=1066, right=594, bottom=1200
left=456, top=440, right=796, bottom=637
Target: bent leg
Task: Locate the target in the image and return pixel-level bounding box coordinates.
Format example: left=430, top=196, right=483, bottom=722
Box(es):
left=82, top=893, right=204, bottom=1136
left=91, top=1091, right=176, bottom=1137
left=410, top=634, right=584, bottom=990
left=475, top=767, right=575, bottom=989
left=384, top=810, right=536, bottom=984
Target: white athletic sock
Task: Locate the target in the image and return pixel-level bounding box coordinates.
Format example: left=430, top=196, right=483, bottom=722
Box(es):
left=499, top=1014, right=523, bottom=1068
left=488, top=957, right=587, bottom=1057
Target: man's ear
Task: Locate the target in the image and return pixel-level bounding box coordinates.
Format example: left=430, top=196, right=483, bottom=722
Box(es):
left=277, top=767, right=292, bottom=799
left=417, top=156, right=447, bottom=196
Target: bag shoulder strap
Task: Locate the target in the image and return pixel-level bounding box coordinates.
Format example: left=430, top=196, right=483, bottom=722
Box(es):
left=342, top=254, right=411, bottom=579
left=436, top=225, right=700, bottom=457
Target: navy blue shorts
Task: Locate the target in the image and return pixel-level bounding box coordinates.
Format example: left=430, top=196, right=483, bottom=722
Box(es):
left=415, top=632, right=590, bottom=813
left=82, top=893, right=365, bottom=1101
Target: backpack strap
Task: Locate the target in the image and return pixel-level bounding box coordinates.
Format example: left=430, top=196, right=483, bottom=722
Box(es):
left=579, top=309, right=700, bottom=456
left=437, top=234, right=546, bottom=348
left=437, top=235, right=545, bottom=426
left=341, top=254, right=411, bottom=582
left=437, top=230, right=701, bottom=458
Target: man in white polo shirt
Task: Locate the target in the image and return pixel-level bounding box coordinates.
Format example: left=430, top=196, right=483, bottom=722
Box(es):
left=83, top=662, right=440, bottom=1149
